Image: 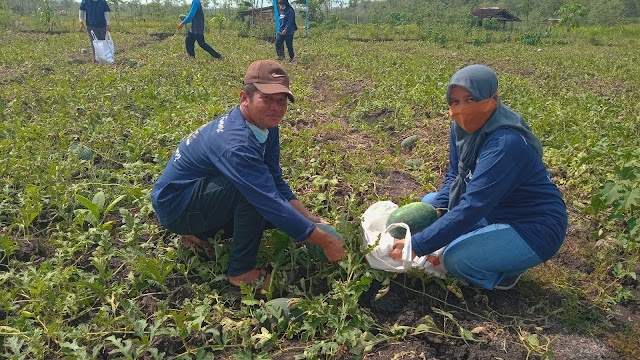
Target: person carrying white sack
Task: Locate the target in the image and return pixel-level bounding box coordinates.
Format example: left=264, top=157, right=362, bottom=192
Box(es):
left=79, top=0, right=111, bottom=62
left=390, top=64, right=567, bottom=290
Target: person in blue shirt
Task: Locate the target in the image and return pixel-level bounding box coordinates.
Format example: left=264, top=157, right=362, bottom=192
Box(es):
left=390, top=64, right=567, bottom=290
left=275, top=0, right=298, bottom=62
left=178, top=0, right=222, bottom=59
left=151, top=60, right=345, bottom=289
left=79, top=0, right=110, bottom=61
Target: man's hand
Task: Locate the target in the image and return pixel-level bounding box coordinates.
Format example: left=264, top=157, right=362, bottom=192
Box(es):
left=80, top=22, right=86, bottom=31
left=280, top=29, right=287, bottom=36
left=177, top=22, right=184, bottom=30
left=390, top=239, right=416, bottom=262
left=322, top=238, right=345, bottom=263
left=304, top=226, right=345, bottom=264
left=106, top=24, right=110, bottom=31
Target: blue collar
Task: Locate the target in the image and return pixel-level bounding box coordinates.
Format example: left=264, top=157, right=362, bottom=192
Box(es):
left=246, top=122, right=269, bottom=143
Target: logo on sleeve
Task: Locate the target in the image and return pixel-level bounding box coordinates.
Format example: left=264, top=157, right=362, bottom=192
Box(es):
left=216, top=115, right=227, bottom=133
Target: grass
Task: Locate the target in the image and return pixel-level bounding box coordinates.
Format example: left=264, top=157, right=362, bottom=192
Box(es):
left=1, top=17, right=640, bottom=358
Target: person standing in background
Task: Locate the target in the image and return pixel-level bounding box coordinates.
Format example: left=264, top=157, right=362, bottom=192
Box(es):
left=79, top=0, right=110, bottom=61
left=178, top=0, right=223, bottom=60
left=275, top=0, right=297, bottom=62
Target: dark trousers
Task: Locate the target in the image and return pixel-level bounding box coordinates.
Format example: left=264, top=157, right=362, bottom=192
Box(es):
left=275, top=33, right=294, bottom=60
left=86, top=26, right=107, bottom=60
left=185, top=31, right=222, bottom=59
left=166, top=176, right=272, bottom=276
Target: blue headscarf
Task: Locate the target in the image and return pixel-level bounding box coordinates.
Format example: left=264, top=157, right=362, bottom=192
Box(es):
left=446, top=64, right=544, bottom=209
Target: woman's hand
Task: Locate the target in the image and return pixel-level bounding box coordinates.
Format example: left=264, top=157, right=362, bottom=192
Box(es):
left=389, top=239, right=404, bottom=261
left=390, top=239, right=416, bottom=261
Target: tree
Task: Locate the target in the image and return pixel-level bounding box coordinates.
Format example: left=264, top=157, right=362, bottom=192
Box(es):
left=39, top=0, right=53, bottom=32
left=621, top=0, right=639, bottom=18
left=587, top=0, right=624, bottom=25
left=555, top=3, right=586, bottom=28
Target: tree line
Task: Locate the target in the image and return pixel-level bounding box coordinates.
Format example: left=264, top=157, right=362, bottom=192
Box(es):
left=1, top=0, right=637, bottom=27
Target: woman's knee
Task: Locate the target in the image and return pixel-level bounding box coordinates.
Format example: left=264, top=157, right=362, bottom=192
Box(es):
left=421, top=192, right=438, bottom=204
left=441, top=244, right=470, bottom=277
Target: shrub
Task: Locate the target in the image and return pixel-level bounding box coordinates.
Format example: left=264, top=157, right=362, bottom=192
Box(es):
left=482, top=18, right=501, bottom=30
left=520, top=31, right=543, bottom=45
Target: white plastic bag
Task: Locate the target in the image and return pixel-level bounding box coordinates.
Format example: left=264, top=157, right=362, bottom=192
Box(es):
left=92, top=31, right=115, bottom=64
left=361, top=201, right=447, bottom=278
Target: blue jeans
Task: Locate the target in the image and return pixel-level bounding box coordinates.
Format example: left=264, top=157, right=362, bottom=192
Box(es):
left=421, top=193, right=542, bottom=289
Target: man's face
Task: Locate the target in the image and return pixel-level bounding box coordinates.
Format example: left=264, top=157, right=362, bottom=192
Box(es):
left=240, top=90, right=288, bottom=130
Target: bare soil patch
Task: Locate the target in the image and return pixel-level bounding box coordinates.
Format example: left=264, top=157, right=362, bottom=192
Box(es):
left=364, top=108, right=396, bottom=124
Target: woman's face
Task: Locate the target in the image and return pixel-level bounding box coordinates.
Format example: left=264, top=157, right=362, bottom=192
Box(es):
left=448, top=86, right=476, bottom=107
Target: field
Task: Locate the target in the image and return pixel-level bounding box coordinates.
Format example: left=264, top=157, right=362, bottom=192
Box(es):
left=1, top=18, right=640, bottom=359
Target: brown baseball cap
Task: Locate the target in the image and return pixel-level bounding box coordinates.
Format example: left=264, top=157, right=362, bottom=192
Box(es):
left=243, top=60, right=295, bottom=102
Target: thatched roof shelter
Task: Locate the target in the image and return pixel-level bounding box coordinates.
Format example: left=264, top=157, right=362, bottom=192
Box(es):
left=472, top=7, right=521, bottom=29
left=472, top=7, right=521, bottom=21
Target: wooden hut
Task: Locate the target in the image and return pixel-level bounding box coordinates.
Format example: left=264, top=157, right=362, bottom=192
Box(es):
left=237, top=6, right=275, bottom=25
left=472, top=7, right=521, bottom=29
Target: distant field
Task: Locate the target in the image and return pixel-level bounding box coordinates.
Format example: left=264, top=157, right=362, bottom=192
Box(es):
left=1, top=21, right=639, bottom=359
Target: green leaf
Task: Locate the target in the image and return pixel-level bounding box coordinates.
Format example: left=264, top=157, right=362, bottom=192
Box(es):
left=92, top=191, right=106, bottom=211
left=6, top=336, right=25, bottom=354
left=251, top=327, right=273, bottom=349
left=528, top=334, right=540, bottom=347
left=104, top=194, right=126, bottom=219
left=242, top=299, right=260, bottom=306
left=76, top=194, right=101, bottom=222
left=134, top=319, right=148, bottom=337
left=0, top=236, right=19, bottom=257
left=60, top=340, right=83, bottom=352
left=460, top=326, right=474, bottom=340
left=0, top=325, right=21, bottom=334
left=621, top=188, right=640, bottom=211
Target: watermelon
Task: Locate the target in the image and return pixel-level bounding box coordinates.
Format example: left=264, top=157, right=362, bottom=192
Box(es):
left=386, top=202, right=438, bottom=239
left=260, top=297, right=303, bottom=329
left=401, top=135, right=419, bottom=150
left=316, top=223, right=344, bottom=240
left=307, top=223, right=344, bottom=263
left=69, top=143, right=93, bottom=160
left=405, top=159, right=423, bottom=168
